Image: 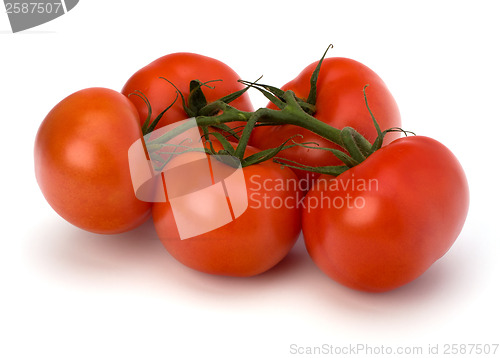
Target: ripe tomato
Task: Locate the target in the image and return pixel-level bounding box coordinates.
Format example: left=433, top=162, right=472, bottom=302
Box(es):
left=152, top=145, right=301, bottom=277
left=34, top=88, right=152, bottom=234
left=122, top=52, right=254, bottom=129
left=302, top=136, right=469, bottom=292
left=250, top=57, right=401, bottom=188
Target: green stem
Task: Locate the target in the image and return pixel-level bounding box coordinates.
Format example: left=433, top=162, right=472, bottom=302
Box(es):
left=146, top=93, right=345, bottom=151
left=234, top=110, right=261, bottom=159
left=272, top=91, right=343, bottom=144
left=307, top=44, right=333, bottom=105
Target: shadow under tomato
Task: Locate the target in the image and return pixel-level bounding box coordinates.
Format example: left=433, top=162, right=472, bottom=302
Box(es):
left=143, top=233, right=317, bottom=302
left=26, top=216, right=483, bottom=327
left=27, top=217, right=171, bottom=284
left=27, top=218, right=314, bottom=301
left=294, top=231, right=485, bottom=337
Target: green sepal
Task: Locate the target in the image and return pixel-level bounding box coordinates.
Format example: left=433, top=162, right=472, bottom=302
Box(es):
left=350, top=129, right=373, bottom=158
left=253, top=83, right=286, bottom=102
left=273, top=157, right=349, bottom=177
left=212, top=155, right=241, bottom=169
left=306, top=44, right=333, bottom=105
left=148, top=140, right=202, bottom=172
left=240, top=137, right=311, bottom=167
left=239, top=79, right=286, bottom=109
left=216, top=83, right=252, bottom=106
left=143, top=92, right=179, bottom=135
left=159, top=77, right=195, bottom=118
left=362, top=84, right=385, bottom=152
left=210, top=123, right=241, bottom=141
left=204, top=130, right=236, bottom=156
left=188, top=80, right=209, bottom=116
left=127, top=90, right=153, bottom=135
left=291, top=141, right=359, bottom=168
left=200, top=126, right=216, bottom=154
left=340, top=127, right=368, bottom=163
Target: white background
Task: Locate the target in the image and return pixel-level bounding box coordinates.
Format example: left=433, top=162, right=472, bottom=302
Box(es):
left=1, top=1, right=499, bottom=357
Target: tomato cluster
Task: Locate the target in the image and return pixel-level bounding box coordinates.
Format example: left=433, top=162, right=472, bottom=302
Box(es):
left=34, top=50, right=469, bottom=292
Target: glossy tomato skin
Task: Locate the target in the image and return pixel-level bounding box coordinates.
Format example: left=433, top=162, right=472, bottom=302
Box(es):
left=152, top=147, right=301, bottom=277
left=302, top=136, right=469, bottom=292
left=122, top=52, right=254, bottom=128
left=35, top=88, right=152, bottom=234
left=250, top=57, right=401, bottom=186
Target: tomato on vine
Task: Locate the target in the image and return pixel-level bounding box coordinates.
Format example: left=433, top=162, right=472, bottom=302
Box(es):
left=302, top=136, right=469, bottom=292
left=35, top=88, right=152, bottom=234
left=122, top=52, right=254, bottom=134
left=151, top=137, right=302, bottom=277
left=250, top=48, right=401, bottom=189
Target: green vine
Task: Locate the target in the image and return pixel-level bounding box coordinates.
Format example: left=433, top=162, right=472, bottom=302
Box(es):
left=140, top=46, right=412, bottom=175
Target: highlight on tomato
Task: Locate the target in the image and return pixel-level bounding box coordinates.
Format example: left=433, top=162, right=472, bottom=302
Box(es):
left=34, top=88, right=152, bottom=234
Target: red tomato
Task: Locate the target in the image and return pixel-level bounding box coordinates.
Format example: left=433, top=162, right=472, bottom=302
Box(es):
left=250, top=57, right=401, bottom=188
left=302, top=136, right=469, bottom=292
left=152, top=145, right=301, bottom=277
left=122, top=52, right=254, bottom=129
left=34, top=88, right=152, bottom=234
